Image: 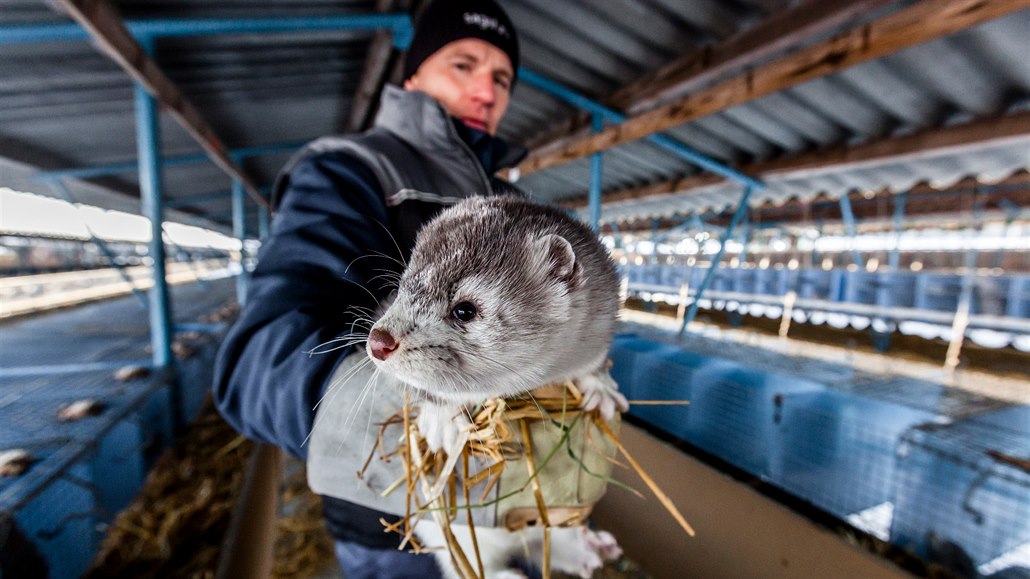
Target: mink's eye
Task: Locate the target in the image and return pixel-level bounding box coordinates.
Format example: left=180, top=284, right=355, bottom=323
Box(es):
left=451, top=301, right=477, bottom=322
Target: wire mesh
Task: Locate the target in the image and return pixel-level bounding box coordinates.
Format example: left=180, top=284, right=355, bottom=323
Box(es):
left=609, top=331, right=1030, bottom=573
left=891, top=407, right=1030, bottom=569
left=0, top=278, right=237, bottom=575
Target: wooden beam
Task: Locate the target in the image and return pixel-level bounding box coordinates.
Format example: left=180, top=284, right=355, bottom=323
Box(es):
left=346, top=0, right=405, bottom=132
left=607, top=0, right=897, bottom=115
left=519, top=0, right=1029, bottom=178
left=521, top=0, right=892, bottom=158
left=565, top=110, right=1030, bottom=210
left=56, top=0, right=268, bottom=208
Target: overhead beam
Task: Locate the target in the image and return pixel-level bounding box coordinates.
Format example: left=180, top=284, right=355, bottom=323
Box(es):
left=521, top=0, right=885, bottom=151
left=54, top=0, right=268, bottom=208
left=518, top=0, right=1028, bottom=178
left=607, top=0, right=896, bottom=116
left=607, top=176, right=1030, bottom=233
left=346, top=0, right=407, bottom=132
left=566, top=109, right=1030, bottom=209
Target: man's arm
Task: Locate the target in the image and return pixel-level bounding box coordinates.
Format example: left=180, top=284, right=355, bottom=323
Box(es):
left=213, top=151, right=399, bottom=459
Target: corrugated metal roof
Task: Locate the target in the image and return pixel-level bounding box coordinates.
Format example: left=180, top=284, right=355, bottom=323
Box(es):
left=1, top=1, right=1027, bottom=233
left=512, top=8, right=1030, bottom=223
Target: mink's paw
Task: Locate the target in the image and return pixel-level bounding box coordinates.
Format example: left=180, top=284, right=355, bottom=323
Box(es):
left=550, top=527, right=622, bottom=578
left=585, top=529, right=623, bottom=562
left=417, top=403, right=470, bottom=454
left=576, top=370, right=628, bottom=420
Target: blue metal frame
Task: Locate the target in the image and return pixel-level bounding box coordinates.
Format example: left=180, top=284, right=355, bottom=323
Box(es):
left=518, top=69, right=767, bottom=335
left=0, top=359, right=154, bottom=379
left=889, top=191, right=908, bottom=272
left=679, top=185, right=756, bottom=335
left=518, top=69, right=765, bottom=191
left=0, top=14, right=414, bottom=48
left=232, top=179, right=248, bottom=306
left=838, top=193, right=864, bottom=268
left=258, top=206, right=271, bottom=240
left=34, top=141, right=307, bottom=182
left=737, top=207, right=751, bottom=265
left=135, top=38, right=173, bottom=371
left=588, top=114, right=604, bottom=231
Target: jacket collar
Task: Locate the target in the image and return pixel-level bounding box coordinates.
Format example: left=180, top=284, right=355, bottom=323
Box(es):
left=373, top=85, right=526, bottom=172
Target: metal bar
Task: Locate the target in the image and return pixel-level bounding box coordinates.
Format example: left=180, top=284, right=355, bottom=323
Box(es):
left=258, top=205, right=271, bottom=240
left=888, top=190, right=907, bottom=272
left=164, top=189, right=232, bottom=208
left=135, top=38, right=173, bottom=371
left=588, top=114, right=604, bottom=231
left=837, top=193, right=863, bottom=268
left=518, top=68, right=765, bottom=191
left=944, top=188, right=987, bottom=371
left=690, top=213, right=705, bottom=234
left=175, top=322, right=227, bottom=334
left=0, top=14, right=413, bottom=46
left=232, top=179, right=248, bottom=306
left=679, top=185, right=756, bottom=336
left=737, top=208, right=751, bottom=265
left=652, top=215, right=695, bottom=244
left=0, top=359, right=154, bottom=379
left=43, top=178, right=150, bottom=311
left=34, top=141, right=306, bottom=181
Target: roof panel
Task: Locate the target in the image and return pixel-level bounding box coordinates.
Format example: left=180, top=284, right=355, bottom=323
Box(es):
left=1, top=2, right=1027, bottom=233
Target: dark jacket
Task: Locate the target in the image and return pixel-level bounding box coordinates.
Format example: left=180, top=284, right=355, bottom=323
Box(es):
left=212, top=85, right=525, bottom=548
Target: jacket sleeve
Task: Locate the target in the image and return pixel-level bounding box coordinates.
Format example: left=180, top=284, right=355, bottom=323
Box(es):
left=212, top=151, right=400, bottom=459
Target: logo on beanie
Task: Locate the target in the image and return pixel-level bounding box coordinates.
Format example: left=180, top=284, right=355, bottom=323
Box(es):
left=463, top=12, right=510, bottom=39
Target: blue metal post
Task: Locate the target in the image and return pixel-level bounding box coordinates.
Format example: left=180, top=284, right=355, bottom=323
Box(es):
left=737, top=208, right=750, bottom=265
left=258, top=205, right=271, bottom=240
left=888, top=191, right=907, bottom=272
left=134, top=37, right=173, bottom=370
left=679, top=185, right=756, bottom=336
left=838, top=193, right=863, bottom=268
left=232, top=178, right=248, bottom=306
left=588, top=114, right=604, bottom=231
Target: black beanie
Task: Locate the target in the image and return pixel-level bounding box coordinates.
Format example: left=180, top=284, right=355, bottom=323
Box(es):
left=403, top=0, right=519, bottom=86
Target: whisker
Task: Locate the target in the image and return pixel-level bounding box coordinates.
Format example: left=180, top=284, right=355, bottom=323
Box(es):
left=368, top=218, right=408, bottom=268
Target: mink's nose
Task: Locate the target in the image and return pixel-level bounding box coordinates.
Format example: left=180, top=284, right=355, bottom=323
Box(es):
left=368, top=328, right=399, bottom=361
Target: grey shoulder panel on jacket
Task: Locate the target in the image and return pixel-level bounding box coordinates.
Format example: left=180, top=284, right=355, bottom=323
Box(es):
left=271, top=130, right=410, bottom=210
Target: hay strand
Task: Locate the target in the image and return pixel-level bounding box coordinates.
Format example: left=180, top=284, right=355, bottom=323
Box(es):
left=595, top=417, right=696, bottom=538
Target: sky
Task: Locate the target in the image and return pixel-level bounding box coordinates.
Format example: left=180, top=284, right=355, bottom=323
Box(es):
left=0, top=187, right=241, bottom=251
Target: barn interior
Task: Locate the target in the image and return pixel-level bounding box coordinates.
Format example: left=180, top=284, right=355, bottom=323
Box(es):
left=1, top=1, right=1028, bottom=578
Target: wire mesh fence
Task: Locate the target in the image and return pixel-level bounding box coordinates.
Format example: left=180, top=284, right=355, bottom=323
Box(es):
left=610, top=330, right=1030, bottom=574
left=0, top=278, right=237, bottom=576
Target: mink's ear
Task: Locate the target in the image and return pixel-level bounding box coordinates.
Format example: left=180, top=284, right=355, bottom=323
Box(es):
left=534, top=234, right=582, bottom=289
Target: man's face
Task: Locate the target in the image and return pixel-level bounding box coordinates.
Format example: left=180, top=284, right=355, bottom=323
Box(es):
left=404, top=38, right=513, bottom=135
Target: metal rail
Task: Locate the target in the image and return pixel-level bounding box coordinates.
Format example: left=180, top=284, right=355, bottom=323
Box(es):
left=517, top=68, right=766, bottom=336
left=0, top=15, right=414, bottom=48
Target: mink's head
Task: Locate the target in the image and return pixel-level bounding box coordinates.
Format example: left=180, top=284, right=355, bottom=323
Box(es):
left=366, top=197, right=596, bottom=404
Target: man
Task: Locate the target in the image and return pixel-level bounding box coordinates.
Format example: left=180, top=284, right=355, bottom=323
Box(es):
left=212, top=0, right=522, bottom=576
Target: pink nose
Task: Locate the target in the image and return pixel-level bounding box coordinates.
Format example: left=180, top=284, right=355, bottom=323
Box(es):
left=368, top=328, right=399, bottom=361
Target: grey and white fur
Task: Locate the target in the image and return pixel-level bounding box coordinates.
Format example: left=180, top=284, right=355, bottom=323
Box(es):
left=365, top=195, right=626, bottom=578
